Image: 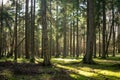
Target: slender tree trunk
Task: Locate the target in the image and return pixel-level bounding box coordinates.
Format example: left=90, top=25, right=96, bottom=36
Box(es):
left=113, top=26, right=115, bottom=56
left=93, top=31, right=96, bottom=58
left=83, top=0, right=94, bottom=64
left=98, top=25, right=101, bottom=57
left=76, top=0, right=80, bottom=58
left=112, top=0, right=115, bottom=57
left=30, top=0, right=35, bottom=62
left=102, top=0, right=106, bottom=58
left=49, top=0, right=52, bottom=58
left=0, top=0, right=3, bottom=58
left=73, top=20, right=75, bottom=57
left=14, top=0, right=18, bottom=61
left=63, top=4, right=67, bottom=58
left=41, top=0, right=51, bottom=66
left=25, top=0, right=30, bottom=59
left=70, top=22, right=73, bottom=57
left=55, top=1, right=60, bottom=57
left=118, top=25, right=120, bottom=53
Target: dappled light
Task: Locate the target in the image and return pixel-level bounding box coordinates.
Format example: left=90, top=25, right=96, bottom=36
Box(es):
left=53, top=58, right=120, bottom=80
left=0, top=0, right=120, bottom=80
left=0, top=57, right=120, bottom=80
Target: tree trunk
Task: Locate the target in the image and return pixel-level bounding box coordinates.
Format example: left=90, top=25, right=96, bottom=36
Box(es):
left=98, top=25, right=101, bottom=57
left=102, top=0, right=106, bottom=58
left=55, top=1, right=60, bottom=57
left=41, top=0, right=51, bottom=66
left=30, top=0, right=35, bottom=62
left=118, top=25, right=120, bottom=53
left=72, top=20, right=75, bottom=57
left=76, top=0, right=80, bottom=58
left=14, top=0, right=18, bottom=61
left=93, top=31, right=96, bottom=58
left=70, top=22, right=73, bottom=57
left=25, top=0, right=30, bottom=59
left=112, top=0, right=115, bottom=56
left=0, top=0, right=3, bottom=58
left=72, top=4, right=75, bottom=57
left=63, top=4, right=67, bottom=58
left=83, top=0, right=94, bottom=64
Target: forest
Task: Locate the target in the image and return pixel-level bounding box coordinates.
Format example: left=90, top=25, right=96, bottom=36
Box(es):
left=0, top=0, right=120, bottom=80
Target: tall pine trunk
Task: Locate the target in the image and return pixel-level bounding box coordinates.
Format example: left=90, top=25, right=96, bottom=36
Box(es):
left=63, top=3, right=67, bottom=58
left=102, top=0, right=106, bottom=58
left=112, top=0, right=115, bottom=56
left=25, top=0, right=30, bottom=59
left=30, top=0, right=35, bottom=62
left=55, top=1, right=60, bottom=57
left=0, top=0, right=3, bottom=58
left=83, top=0, right=94, bottom=64
left=14, top=0, right=18, bottom=61
left=41, top=0, right=51, bottom=66
left=76, top=0, right=80, bottom=58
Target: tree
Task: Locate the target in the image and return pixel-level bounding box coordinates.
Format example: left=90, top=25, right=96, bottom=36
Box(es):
left=41, top=0, right=51, bottom=66
left=102, top=0, right=106, bottom=58
left=83, top=0, right=94, bottom=64
left=76, top=0, right=80, bottom=58
left=55, top=0, right=60, bottom=58
left=72, top=4, right=75, bottom=57
left=25, top=0, right=30, bottom=59
left=118, top=25, right=120, bottom=53
left=0, top=0, right=3, bottom=58
left=30, top=0, right=35, bottom=62
left=63, top=2, right=67, bottom=58
left=14, top=0, right=18, bottom=61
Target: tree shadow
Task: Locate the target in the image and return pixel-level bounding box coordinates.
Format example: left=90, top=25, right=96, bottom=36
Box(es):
left=0, top=61, right=75, bottom=80
left=53, top=59, right=120, bottom=80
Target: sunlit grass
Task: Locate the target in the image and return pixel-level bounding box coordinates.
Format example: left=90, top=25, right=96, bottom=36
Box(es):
left=0, top=56, right=120, bottom=80
left=52, top=57, right=120, bottom=80
left=52, top=58, right=80, bottom=64
left=55, top=64, right=97, bottom=77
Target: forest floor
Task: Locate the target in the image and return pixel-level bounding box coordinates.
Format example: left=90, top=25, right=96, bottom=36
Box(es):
left=0, top=56, right=120, bottom=80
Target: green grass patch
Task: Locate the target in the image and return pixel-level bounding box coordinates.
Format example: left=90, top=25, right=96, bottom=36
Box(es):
left=0, top=56, right=120, bottom=80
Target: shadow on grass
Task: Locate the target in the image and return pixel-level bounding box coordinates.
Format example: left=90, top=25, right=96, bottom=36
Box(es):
left=0, top=61, right=76, bottom=80
left=0, top=57, right=120, bottom=80
left=56, top=58, right=120, bottom=71
left=52, top=57, right=120, bottom=80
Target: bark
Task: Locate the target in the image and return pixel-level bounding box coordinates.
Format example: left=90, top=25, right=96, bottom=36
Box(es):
left=76, top=0, right=80, bottom=58
left=73, top=20, right=75, bottom=57
left=30, top=0, right=35, bottom=62
left=70, top=22, right=73, bottom=57
left=72, top=3, right=75, bottom=57
left=55, top=1, right=60, bottom=57
left=83, top=0, right=94, bottom=64
left=41, top=0, right=51, bottom=66
left=118, top=26, right=120, bottom=53
left=25, top=0, right=30, bottom=59
left=0, top=0, right=3, bottom=58
left=93, top=31, right=96, bottom=58
left=102, top=0, right=106, bottom=58
left=98, top=25, right=101, bottom=57
left=14, top=0, right=18, bottom=61
left=112, top=0, right=115, bottom=56
left=63, top=4, right=67, bottom=58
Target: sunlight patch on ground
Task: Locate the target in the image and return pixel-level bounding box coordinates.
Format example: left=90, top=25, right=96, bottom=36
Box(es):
left=94, top=58, right=120, bottom=64
left=95, top=69, right=120, bottom=78
left=52, top=58, right=80, bottom=63
left=55, top=62, right=120, bottom=80
left=69, top=73, right=88, bottom=80
left=55, top=64, right=97, bottom=77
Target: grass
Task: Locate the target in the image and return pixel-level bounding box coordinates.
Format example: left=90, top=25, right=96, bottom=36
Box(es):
left=52, top=57, right=120, bottom=80
left=0, top=56, right=120, bottom=80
